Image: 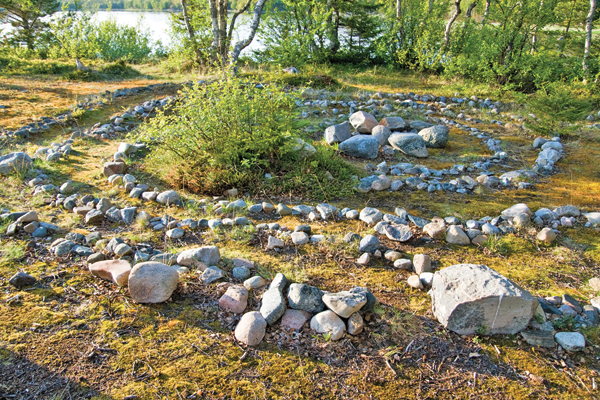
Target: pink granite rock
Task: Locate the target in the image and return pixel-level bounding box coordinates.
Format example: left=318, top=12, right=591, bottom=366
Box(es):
left=89, top=259, right=132, bottom=286
left=219, top=285, right=248, bottom=314
left=281, top=309, right=312, bottom=331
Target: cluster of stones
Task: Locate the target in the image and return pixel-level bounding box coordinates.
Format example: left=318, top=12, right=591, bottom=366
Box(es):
left=2, top=210, right=59, bottom=239
left=32, top=139, right=74, bottom=164
left=234, top=273, right=376, bottom=346
left=0, top=82, right=182, bottom=139
left=429, top=263, right=598, bottom=353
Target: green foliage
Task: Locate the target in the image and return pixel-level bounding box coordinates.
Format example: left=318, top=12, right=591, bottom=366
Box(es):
left=552, top=314, right=576, bottom=330
left=0, top=0, right=60, bottom=50
left=94, top=17, right=160, bottom=62
left=0, top=49, right=74, bottom=75
left=525, top=84, right=592, bottom=137
left=136, top=71, right=356, bottom=198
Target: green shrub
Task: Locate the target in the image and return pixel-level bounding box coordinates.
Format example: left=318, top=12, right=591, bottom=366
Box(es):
left=98, top=60, right=141, bottom=78
left=135, top=72, right=356, bottom=198
left=525, top=84, right=592, bottom=137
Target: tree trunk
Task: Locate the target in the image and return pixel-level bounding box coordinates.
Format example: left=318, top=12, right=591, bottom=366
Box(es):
left=444, top=0, right=462, bottom=48
left=218, top=0, right=228, bottom=63
left=397, top=0, right=401, bottom=19
left=181, top=0, right=203, bottom=66
left=208, top=0, right=220, bottom=61
left=466, top=0, right=477, bottom=17
left=227, top=0, right=252, bottom=53
left=583, top=0, right=597, bottom=82
left=327, top=0, right=340, bottom=54
left=482, top=0, right=491, bottom=26
left=531, top=0, right=544, bottom=55
left=564, top=0, right=577, bottom=38
left=230, top=0, right=269, bottom=68
left=428, top=0, right=435, bottom=14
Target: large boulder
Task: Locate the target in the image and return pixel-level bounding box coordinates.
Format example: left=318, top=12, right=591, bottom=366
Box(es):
left=371, top=125, right=393, bottom=147
left=0, top=152, right=32, bottom=175
left=325, top=121, right=352, bottom=144
left=388, top=133, right=428, bottom=158
left=235, top=311, right=267, bottom=346
left=349, top=111, right=378, bottom=133
left=430, top=264, right=536, bottom=335
left=128, top=261, right=179, bottom=303
left=418, top=125, right=449, bottom=148
left=287, top=283, right=325, bottom=313
left=379, top=117, right=406, bottom=131
left=338, top=135, right=379, bottom=159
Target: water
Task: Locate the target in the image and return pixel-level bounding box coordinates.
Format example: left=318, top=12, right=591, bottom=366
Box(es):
left=1, top=10, right=262, bottom=53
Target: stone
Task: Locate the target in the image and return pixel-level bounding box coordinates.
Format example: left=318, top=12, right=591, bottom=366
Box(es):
left=472, top=234, right=488, bottom=246
left=310, top=310, right=346, bottom=341
left=201, top=266, right=226, bottom=284
left=267, top=236, right=284, bottom=250
left=177, top=246, right=220, bottom=268
left=235, top=311, right=267, bottom=346
left=562, top=294, right=582, bottom=313
left=325, top=121, right=352, bottom=144
left=446, top=225, right=470, bottom=245
left=343, top=232, right=361, bottom=243
left=349, top=287, right=377, bottom=312
left=359, top=207, right=383, bottom=225
left=156, top=190, right=180, bottom=205
left=384, top=250, right=402, bottom=262
left=0, top=152, right=32, bottom=175
left=379, top=116, right=406, bottom=131
left=521, top=330, right=556, bottom=348
left=554, top=332, right=585, bottom=352
left=384, top=224, right=413, bottom=242
left=553, top=205, right=580, bottom=218
left=349, top=111, right=378, bottom=133
left=277, top=203, right=293, bottom=216
left=244, top=275, right=267, bottom=290
left=420, top=272, right=434, bottom=287
left=357, top=253, right=370, bottom=265
left=316, top=203, right=337, bottom=220
left=358, top=235, right=380, bottom=253
left=347, top=313, right=364, bottom=335
left=103, top=161, right=125, bottom=177
left=394, top=259, right=413, bottom=270
left=166, top=228, right=185, bottom=239
left=583, top=305, right=599, bottom=325
left=232, top=266, right=251, bottom=280
left=418, top=125, right=449, bottom=148
left=85, top=209, right=104, bottom=225
left=8, top=271, right=36, bottom=288
left=114, top=243, right=132, bottom=257
left=128, top=262, right=179, bottom=303
left=120, top=207, right=137, bottom=225
left=281, top=309, right=312, bottom=331
left=287, top=283, right=325, bottom=313
left=584, top=212, right=600, bottom=225
left=424, top=222, right=446, bottom=240
left=338, top=135, right=379, bottom=159
left=590, top=277, right=600, bottom=292
left=502, top=203, right=532, bottom=218
left=233, top=258, right=254, bottom=269
left=16, top=211, right=38, bottom=224
left=260, top=288, right=286, bottom=325
left=413, top=254, right=432, bottom=274
left=388, top=133, right=428, bottom=158
left=407, top=275, right=424, bottom=289
left=371, top=125, right=393, bottom=147
left=219, top=285, right=248, bottom=314
left=430, top=264, right=536, bottom=335
left=322, top=291, right=367, bottom=318
left=89, top=260, right=132, bottom=286
left=269, top=273, right=289, bottom=292
left=536, top=228, right=556, bottom=243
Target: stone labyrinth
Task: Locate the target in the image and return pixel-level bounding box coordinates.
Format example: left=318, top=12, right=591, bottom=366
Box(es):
left=2, top=81, right=600, bottom=353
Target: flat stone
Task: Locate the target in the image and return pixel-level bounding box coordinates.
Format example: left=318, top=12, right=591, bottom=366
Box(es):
left=235, top=311, right=266, bottom=346
left=200, top=266, right=226, bottom=284
left=379, top=116, right=406, bottom=131
left=554, top=332, right=585, bottom=352
left=8, top=271, right=36, bottom=288
left=89, top=260, right=132, bottom=286
left=281, top=309, right=312, bottom=331
left=359, top=207, right=383, bottom=225
left=502, top=203, right=532, bottom=218
left=310, top=310, right=346, bottom=340
left=521, top=330, right=556, bottom=348
left=325, top=121, right=352, bottom=144
left=166, top=228, right=185, bottom=239
left=562, top=294, right=582, bottom=313
left=338, top=135, right=379, bottom=159
left=384, top=224, right=413, bottom=242
left=388, top=133, right=428, bottom=158
left=291, top=231, right=309, bottom=245
left=156, top=190, right=180, bottom=205
left=267, top=236, right=284, bottom=250
left=322, top=291, right=367, bottom=318
left=85, top=209, right=104, bottom=225
left=394, top=259, right=413, bottom=270
left=244, top=276, right=267, bottom=290
left=219, top=285, right=248, bottom=314
left=430, top=264, right=536, bottom=335
left=358, top=235, right=380, bottom=253
left=177, top=246, right=220, bottom=268
left=128, top=261, right=179, bottom=303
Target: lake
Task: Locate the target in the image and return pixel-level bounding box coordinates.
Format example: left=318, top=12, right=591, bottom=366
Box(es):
left=1, top=10, right=263, bottom=54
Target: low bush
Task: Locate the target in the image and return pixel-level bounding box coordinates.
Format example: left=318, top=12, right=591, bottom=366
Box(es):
left=135, top=72, right=356, bottom=199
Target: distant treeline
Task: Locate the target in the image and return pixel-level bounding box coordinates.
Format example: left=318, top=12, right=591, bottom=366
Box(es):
left=60, top=0, right=264, bottom=11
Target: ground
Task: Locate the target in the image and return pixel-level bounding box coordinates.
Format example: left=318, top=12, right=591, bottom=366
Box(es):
left=0, top=64, right=600, bottom=399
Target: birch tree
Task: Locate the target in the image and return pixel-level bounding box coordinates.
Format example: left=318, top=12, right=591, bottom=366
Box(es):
left=583, top=0, right=596, bottom=82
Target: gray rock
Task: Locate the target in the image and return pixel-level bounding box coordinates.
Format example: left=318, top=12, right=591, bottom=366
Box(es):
left=121, top=207, right=137, bottom=225
left=176, top=246, right=220, bottom=268
left=114, top=243, right=133, bottom=256
left=233, top=266, right=251, bottom=280
left=156, top=190, right=180, bottom=205
left=388, top=133, right=428, bottom=158
left=554, top=332, right=585, bottom=352
left=316, top=203, right=336, bottom=220
left=325, top=121, right=352, bottom=144
left=322, top=291, right=367, bottom=318
left=277, top=203, right=293, bottom=216
left=349, top=287, right=377, bottom=312
left=430, top=264, right=536, bottom=335
left=269, top=272, right=289, bottom=292
left=201, top=266, right=226, bottom=284
left=413, top=254, right=432, bottom=274
left=358, top=235, right=380, bottom=253
left=310, top=310, right=346, bottom=341
left=128, top=261, right=179, bottom=303
left=446, top=225, right=470, bottom=245
left=85, top=209, right=104, bottom=225
left=260, top=288, right=286, bottom=325
left=521, top=330, right=555, bottom=348
left=287, top=283, right=325, bottom=313
left=418, top=125, right=449, bottom=148
left=359, top=207, right=383, bottom=225
left=291, top=231, right=309, bottom=245
left=0, top=152, right=32, bottom=175
left=9, top=271, right=36, bottom=288
left=338, top=135, right=379, bottom=159
left=235, top=311, right=266, bottom=346
left=379, top=116, right=406, bottom=131
left=349, top=111, right=378, bottom=133
left=166, top=228, right=185, bottom=239
left=384, top=224, right=413, bottom=242
left=371, top=125, right=393, bottom=147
